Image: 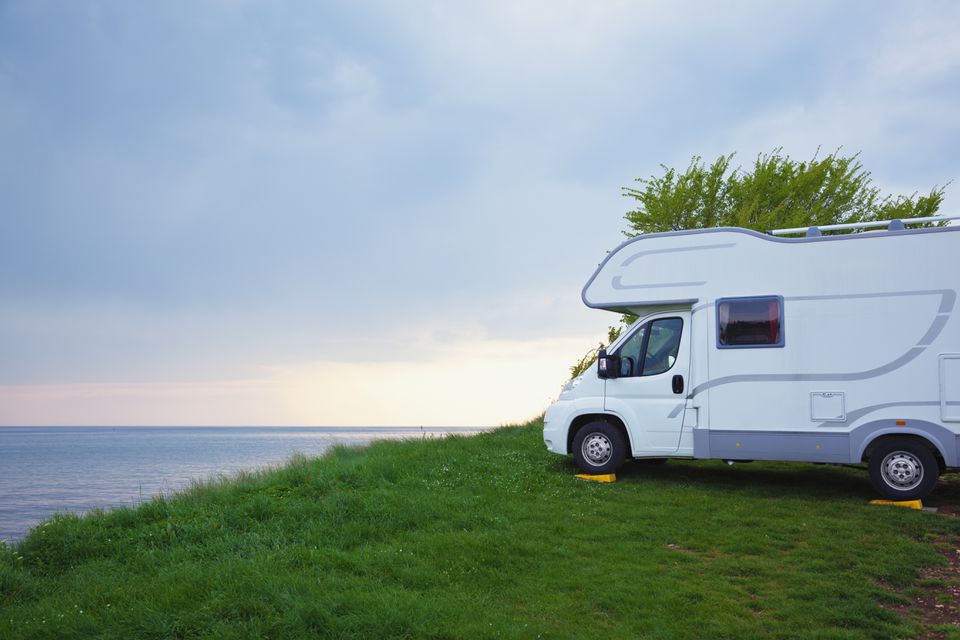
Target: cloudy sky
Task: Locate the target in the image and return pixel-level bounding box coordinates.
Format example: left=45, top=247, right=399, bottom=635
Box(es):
left=1, top=1, right=958, bottom=426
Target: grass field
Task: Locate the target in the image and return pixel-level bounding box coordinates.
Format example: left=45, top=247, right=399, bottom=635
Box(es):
left=2, top=419, right=959, bottom=639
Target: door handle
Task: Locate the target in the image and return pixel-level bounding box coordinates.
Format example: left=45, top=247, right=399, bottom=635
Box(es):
left=672, top=375, right=684, bottom=395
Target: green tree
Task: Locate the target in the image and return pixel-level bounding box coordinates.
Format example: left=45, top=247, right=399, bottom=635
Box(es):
left=624, top=148, right=945, bottom=235
left=568, top=148, right=947, bottom=379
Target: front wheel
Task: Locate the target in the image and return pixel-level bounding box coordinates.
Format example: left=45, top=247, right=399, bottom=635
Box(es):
left=868, top=439, right=940, bottom=501
left=572, top=422, right=626, bottom=475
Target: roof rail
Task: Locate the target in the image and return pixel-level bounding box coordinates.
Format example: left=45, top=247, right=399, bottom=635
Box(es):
left=769, top=215, right=960, bottom=237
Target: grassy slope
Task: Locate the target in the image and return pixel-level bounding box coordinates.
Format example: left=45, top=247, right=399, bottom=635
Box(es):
left=1, top=419, right=959, bottom=639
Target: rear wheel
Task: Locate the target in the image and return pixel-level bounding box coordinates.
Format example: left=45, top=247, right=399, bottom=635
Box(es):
left=868, top=439, right=939, bottom=500
left=572, top=422, right=626, bottom=475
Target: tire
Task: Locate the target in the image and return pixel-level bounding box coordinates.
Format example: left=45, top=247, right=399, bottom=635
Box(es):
left=572, top=421, right=626, bottom=475
left=868, top=438, right=940, bottom=501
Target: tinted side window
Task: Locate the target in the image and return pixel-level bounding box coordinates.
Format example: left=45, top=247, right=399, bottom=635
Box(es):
left=642, top=318, right=683, bottom=376
left=618, top=324, right=647, bottom=377
left=717, top=296, right=784, bottom=348
left=616, top=317, right=683, bottom=377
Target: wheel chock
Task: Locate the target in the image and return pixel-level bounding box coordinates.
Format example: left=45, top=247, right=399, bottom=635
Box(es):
left=868, top=499, right=923, bottom=510
left=575, top=473, right=617, bottom=483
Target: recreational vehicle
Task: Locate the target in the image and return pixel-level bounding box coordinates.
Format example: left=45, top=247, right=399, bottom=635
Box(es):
left=543, top=217, right=960, bottom=500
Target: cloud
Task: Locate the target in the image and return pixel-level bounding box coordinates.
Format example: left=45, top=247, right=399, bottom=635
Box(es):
left=0, top=333, right=593, bottom=426
left=1, top=1, right=959, bottom=423
left=710, top=2, right=960, bottom=202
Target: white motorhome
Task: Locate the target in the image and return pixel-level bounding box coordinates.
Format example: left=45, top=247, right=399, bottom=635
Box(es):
left=544, top=217, right=960, bottom=499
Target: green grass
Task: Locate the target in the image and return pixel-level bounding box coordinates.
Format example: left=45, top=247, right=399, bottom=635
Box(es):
left=2, top=419, right=959, bottom=639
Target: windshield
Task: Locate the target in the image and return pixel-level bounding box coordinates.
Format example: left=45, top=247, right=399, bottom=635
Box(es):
left=606, top=317, right=646, bottom=353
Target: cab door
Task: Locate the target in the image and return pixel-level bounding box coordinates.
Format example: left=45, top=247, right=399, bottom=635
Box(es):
left=604, top=312, right=691, bottom=453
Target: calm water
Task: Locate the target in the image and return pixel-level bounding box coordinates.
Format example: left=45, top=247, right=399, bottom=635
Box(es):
left=0, top=426, right=487, bottom=543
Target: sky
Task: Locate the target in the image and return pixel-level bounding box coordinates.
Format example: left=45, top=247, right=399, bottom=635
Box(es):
left=1, top=1, right=959, bottom=426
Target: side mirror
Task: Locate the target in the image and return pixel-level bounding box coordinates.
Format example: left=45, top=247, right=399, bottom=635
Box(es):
left=597, top=349, right=621, bottom=379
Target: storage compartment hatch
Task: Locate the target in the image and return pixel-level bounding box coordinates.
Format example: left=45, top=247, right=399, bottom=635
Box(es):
left=810, top=392, right=845, bottom=422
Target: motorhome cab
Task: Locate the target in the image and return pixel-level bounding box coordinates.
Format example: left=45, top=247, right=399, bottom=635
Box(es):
left=544, top=217, right=960, bottom=500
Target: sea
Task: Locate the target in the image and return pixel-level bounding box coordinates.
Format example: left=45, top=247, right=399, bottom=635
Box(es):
left=0, top=426, right=488, bottom=543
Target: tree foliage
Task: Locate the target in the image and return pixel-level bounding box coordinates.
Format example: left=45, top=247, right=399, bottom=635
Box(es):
left=623, top=148, right=945, bottom=235
left=568, top=148, right=947, bottom=380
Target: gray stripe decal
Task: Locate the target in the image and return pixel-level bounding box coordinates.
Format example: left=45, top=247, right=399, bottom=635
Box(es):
left=940, top=289, right=958, bottom=313
left=609, top=243, right=733, bottom=293
left=691, top=289, right=955, bottom=396
left=667, top=404, right=684, bottom=418
left=612, top=277, right=706, bottom=290
left=918, top=315, right=950, bottom=346
left=581, top=225, right=960, bottom=310
left=787, top=289, right=955, bottom=304
left=814, top=401, right=939, bottom=429
left=693, top=347, right=926, bottom=395
left=620, top=243, right=736, bottom=267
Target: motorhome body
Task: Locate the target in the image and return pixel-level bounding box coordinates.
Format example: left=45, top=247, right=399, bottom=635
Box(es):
left=543, top=221, right=960, bottom=499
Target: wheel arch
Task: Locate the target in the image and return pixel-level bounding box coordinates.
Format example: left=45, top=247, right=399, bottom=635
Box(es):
left=851, top=420, right=956, bottom=467
left=860, top=432, right=946, bottom=471
left=567, top=413, right=631, bottom=455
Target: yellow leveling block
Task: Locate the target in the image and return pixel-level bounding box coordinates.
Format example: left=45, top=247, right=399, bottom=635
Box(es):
left=869, top=499, right=923, bottom=510
left=575, top=473, right=617, bottom=483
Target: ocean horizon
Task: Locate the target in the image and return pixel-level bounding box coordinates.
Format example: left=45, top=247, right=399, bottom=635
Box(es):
left=0, top=425, right=490, bottom=543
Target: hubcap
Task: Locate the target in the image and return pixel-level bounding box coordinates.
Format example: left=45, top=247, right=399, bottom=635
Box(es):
left=880, top=451, right=924, bottom=491
left=582, top=433, right=613, bottom=466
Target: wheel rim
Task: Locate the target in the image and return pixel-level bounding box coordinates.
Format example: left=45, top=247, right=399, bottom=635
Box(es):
left=880, top=451, right=924, bottom=492
left=581, top=433, right=613, bottom=466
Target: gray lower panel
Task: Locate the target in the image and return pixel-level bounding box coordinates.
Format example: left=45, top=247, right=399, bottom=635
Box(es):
left=697, top=430, right=850, bottom=463
left=694, top=424, right=960, bottom=466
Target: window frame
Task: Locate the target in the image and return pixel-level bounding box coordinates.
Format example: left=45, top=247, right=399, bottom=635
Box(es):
left=715, top=295, right=785, bottom=349
left=616, top=316, right=684, bottom=377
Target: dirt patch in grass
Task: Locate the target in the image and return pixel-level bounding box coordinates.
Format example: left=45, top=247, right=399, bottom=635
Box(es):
left=883, top=535, right=960, bottom=640
left=915, top=538, right=960, bottom=638
left=929, top=475, right=960, bottom=519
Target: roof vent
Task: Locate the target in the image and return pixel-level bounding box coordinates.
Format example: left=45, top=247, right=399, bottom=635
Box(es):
left=805, top=226, right=822, bottom=238
left=888, top=219, right=905, bottom=231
